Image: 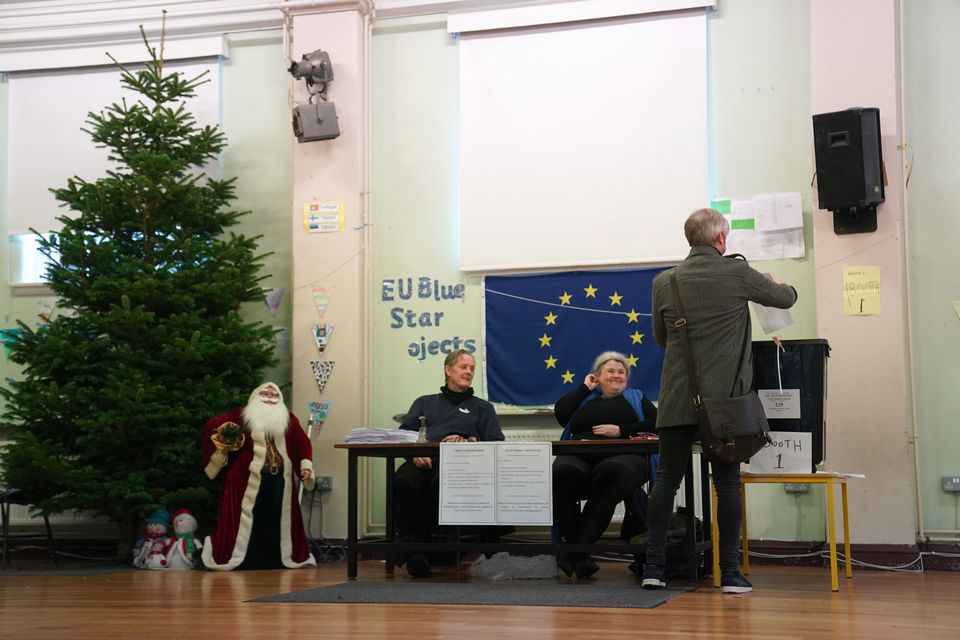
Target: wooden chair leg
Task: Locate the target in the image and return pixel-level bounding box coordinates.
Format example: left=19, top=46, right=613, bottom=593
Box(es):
left=43, top=515, right=58, bottom=565
left=1, top=501, right=10, bottom=569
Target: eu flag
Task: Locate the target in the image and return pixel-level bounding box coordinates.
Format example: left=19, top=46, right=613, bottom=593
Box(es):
left=484, top=268, right=669, bottom=406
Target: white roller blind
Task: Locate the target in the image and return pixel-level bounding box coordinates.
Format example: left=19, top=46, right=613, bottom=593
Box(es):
left=457, top=10, right=708, bottom=272
left=7, top=59, right=220, bottom=235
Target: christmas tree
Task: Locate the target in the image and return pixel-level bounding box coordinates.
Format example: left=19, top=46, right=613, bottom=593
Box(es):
left=0, top=28, right=276, bottom=556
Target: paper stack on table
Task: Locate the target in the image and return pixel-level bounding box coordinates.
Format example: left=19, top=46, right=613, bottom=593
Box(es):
left=345, top=428, right=420, bottom=444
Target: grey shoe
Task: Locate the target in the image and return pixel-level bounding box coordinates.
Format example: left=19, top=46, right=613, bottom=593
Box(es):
left=720, top=571, right=753, bottom=593
left=641, top=564, right=666, bottom=589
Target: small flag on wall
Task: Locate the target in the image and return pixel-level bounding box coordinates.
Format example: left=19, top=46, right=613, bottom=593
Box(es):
left=264, top=287, right=284, bottom=316
left=308, top=401, right=332, bottom=430
left=312, top=285, right=334, bottom=317
left=310, top=360, right=336, bottom=394
left=312, top=323, right=335, bottom=354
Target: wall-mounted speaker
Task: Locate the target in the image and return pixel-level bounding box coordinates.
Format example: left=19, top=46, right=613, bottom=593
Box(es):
left=812, top=107, right=884, bottom=234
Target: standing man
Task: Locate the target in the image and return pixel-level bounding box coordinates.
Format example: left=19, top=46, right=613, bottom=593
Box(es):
left=643, top=208, right=797, bottom=593
left=201, top=382, right=316, bottom=570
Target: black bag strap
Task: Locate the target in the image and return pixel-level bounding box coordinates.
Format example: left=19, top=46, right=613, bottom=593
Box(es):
left=669, top=269, right=752, bottom=408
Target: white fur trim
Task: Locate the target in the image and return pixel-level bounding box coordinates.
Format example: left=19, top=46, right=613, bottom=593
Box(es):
left=200, top=430, right=315, bottom=570
left=204, top=449, right=227, bottom=480
left=201, top=431, right=266, bottom=570
left=300, top=459, right=316, bottom=491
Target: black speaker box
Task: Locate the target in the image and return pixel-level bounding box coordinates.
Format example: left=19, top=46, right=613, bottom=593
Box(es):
left=812, top=108, right=884, bottom=233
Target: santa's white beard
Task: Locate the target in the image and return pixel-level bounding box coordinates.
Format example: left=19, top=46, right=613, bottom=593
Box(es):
left=243, top=400, right=289, bottom=439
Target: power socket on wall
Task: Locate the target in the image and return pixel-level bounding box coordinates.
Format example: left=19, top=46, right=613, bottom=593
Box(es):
left=942, top=476, right=960, bottom=493
left=316, top=476, right=333, bottom=491
left=784, top=483, right=809, bottom=494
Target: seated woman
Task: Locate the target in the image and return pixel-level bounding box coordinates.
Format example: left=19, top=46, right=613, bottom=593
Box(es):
left=394, top=349, right=504, bottom=577
left=553, top=351, right=658, bottom=579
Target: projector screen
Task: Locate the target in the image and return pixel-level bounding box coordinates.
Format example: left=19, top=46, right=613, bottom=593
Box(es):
left=457, top=10, right=708, bottom=272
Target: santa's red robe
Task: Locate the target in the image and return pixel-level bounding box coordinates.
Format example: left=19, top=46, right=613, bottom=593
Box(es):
left=200, top=407, right=316, bottom=570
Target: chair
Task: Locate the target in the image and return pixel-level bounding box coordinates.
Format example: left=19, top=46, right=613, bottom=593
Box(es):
left=0, top=489, right=58, bottom=568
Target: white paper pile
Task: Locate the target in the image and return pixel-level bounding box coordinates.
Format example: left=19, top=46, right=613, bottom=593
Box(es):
left=345, top=428, right=420, bottom=444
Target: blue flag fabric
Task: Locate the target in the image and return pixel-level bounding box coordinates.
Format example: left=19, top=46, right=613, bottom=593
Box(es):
left=484, top=268, right=669, bottom=406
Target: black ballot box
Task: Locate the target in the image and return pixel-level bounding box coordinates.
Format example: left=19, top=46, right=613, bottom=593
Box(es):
left=751, top=339, right=830, bottom=467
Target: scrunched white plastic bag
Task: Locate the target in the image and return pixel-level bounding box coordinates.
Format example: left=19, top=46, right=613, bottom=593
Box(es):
left=468, top=552, right=558, bottom=580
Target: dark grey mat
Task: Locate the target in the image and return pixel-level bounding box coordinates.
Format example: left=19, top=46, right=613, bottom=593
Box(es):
left=253, top=580, right=691, bottom=609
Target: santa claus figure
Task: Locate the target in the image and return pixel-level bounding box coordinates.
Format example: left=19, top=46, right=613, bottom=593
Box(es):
left=200, top=382, right=316, bottom=570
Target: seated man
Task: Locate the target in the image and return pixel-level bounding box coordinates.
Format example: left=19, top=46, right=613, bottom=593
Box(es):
left=394, top=349, right=504, bottom=577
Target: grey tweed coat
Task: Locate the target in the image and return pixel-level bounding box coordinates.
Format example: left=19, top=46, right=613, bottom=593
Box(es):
left=651, top=245, right=798, bottom=429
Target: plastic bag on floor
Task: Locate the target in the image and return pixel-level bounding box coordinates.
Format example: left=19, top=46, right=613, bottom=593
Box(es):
left=468, top=552, right=558, bottom=580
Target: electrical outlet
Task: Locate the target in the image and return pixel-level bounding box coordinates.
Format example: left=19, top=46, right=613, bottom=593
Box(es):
left=784, top=483, right=809, bottom=494
left=942, top=476, right=960, bottom=493
left=317, top=476, right=333, bottom=491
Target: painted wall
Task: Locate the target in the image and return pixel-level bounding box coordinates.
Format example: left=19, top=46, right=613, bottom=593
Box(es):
left=811, top=0, right=915, bottom=545
left=220, top=31, right=294, bottom=394
left=364, top=2, right=826, bottom=542
left=903, top=1, right=960, bottom=537
left=708, top=0, right=824, bottom=541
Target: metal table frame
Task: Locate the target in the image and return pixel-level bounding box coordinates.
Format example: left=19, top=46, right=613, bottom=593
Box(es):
left=335, top=440, right=712, bottom=582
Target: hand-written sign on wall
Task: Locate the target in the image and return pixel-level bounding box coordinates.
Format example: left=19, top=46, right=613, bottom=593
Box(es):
left=749, top=431, right=812, bottom=474
left=382, top=276, right=476, bottom=361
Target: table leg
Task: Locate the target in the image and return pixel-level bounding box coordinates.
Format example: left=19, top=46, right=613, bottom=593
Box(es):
left=683, top=454, right=697, bottom=583
left=347, top=450, right=359, bottom=580
left=826, top=478, right=838, bottom=592
left=741, top=481, right=749, bottom=575
left=711, top=481, right=720, bottom=588
left=841, top=480, right=852, bottom=579
left=385, top=457, right=396, bottom=574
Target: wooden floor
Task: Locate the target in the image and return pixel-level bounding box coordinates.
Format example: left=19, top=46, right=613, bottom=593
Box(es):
left=2, top=557, right=959, bottom=640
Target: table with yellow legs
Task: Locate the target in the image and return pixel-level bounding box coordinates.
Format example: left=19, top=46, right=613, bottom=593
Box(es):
left=710, top=472, right=853, bottom=592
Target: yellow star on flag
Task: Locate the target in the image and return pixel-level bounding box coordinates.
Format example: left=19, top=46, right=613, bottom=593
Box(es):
left=544, top=355, right=558, bottom=369
left=609, top=292, right=623, bottom=306
left=561, top=370, right=575, bottom=384
left=544, top=312, right=558, bottom=325
left=538, top=333, right=553, bottom=347
left=583, top=284, right=598, bottom=298
left=559, top=292, right=572, bottom=305
left=625, top=308, right=640, bottom=323
left=630, top=331, right=645, bottom=344
left=626, top=354, right=639, bottom=367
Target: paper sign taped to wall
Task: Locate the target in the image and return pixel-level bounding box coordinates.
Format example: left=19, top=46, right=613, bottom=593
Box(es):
left=303, top=201, right=344, bottom=233
left=842, top=266, right=880, bottom=315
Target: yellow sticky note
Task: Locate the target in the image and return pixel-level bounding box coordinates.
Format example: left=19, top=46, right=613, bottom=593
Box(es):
left=842, top=266, right=881, bottom=315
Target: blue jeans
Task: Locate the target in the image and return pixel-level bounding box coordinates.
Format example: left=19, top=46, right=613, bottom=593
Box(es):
left=644, top=425, right=743, bottom=573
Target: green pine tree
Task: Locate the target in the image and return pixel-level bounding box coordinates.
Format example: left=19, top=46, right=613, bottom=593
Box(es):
left=0, top=28, right=276, bottom=557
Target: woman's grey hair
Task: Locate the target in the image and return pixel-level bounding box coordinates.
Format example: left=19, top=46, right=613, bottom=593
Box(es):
left=591, top=351, right=630, bottom=378
left=684, top=207, right=730, bottom=247
left=443, top=349, right=475, bottom=381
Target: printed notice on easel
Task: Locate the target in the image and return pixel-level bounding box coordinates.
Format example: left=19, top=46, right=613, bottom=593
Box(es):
left=439, top=442, right=552, bottom=526
left=749, top=431, right=812, bottom=474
